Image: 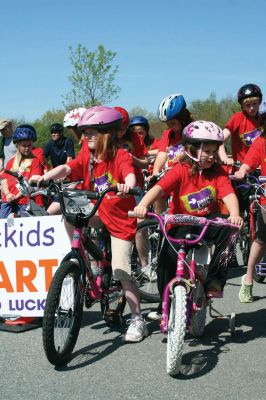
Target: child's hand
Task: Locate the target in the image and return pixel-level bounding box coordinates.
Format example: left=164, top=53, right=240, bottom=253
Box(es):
left=6, top=193, right=15, bottom=203
left=116, top=183, right=130, bottom=196
left=228, top=215, right=243, bottom=227
left=29, top=175, right=44, bottom=187
left=133, top=205, right=148, bottom=219
left=234, top=170, right=246, bottom=180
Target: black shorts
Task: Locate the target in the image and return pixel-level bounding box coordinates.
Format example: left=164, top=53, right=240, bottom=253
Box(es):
left=255, top=207, right=266, bottom=243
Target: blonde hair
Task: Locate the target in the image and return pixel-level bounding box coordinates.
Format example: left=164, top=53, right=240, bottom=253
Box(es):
left=11, top=148, right=34, bottom=172
left=242, top=97, right=260, bottom=105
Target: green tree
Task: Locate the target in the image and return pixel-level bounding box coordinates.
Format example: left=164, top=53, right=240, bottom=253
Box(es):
left=189, top=93, right=240, bottom=128
left=63, top=44, right=120, bottom=109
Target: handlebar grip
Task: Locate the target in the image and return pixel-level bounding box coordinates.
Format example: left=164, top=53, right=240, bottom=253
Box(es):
left=128, top=187, right=142, bottom=196
left=128, top=211, right=136, bottom=218
left=85, top=191, right=99, bottom=200
left=259, top=176, right=266, bottom=183
left=4, top=169, right=19, bottom=178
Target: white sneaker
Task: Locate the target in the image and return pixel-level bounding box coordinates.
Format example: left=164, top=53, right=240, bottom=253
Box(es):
left=147, top=311, right=161, bottom=321
left=124, top=316, right=148, bottom=343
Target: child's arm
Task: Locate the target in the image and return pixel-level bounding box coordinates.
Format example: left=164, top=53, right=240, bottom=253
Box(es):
left=222, top=193, right=243, bottom=226
left=30, top=164, right=72, bottom=185
left=134, top=184, right=164, bottom=218
left=152, top=151, right=167, bottom=175
left=218, top=128, right=233, bottom=165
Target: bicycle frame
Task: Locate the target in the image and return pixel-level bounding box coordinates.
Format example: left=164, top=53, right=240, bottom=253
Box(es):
left=144, top=212, right=239, bottom=334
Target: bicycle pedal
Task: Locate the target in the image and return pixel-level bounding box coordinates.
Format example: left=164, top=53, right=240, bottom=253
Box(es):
left=104, top=309, right=123, bottom=327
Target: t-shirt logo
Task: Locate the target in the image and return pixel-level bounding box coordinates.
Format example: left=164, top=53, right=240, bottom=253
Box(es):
left=240, top=129, right=261, bottom=147
left=94, top=172, right=117, bottom=193
left=181, top=186, right=216, bottom=213
left=166, top=143, right=184, bottom=168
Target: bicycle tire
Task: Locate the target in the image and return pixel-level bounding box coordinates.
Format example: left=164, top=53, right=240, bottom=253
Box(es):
left=42, top=261, right=83, bottom=366
left=238, top=211, right=251, bottom=266
left=131, top=219, right=161, bottom=303
left=189, top=279, right=207, bottom=337
left=166, top=285, right=187, bottom=376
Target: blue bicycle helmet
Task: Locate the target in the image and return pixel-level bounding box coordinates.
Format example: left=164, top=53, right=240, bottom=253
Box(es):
left=13, top=125, right=37, bottom=143
left=129, top=116, right=149, bottom=130
left=158, top=93, right=186, bottom=122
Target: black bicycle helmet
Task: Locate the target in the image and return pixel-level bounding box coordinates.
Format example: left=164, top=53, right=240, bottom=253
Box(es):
left=49, top=123, right=64, bottom=133
left=237, top=84, right=262, bottom=104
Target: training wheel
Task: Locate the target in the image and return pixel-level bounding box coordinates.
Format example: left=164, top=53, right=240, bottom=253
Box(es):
left=229, top=312, right=236, bottom=335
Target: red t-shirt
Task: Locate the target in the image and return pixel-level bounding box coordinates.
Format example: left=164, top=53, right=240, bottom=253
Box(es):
left=158, top=129, right=183, bottom=152
left=243, top=135, right=266, bottom=205
left=33, top=147, right=47, bottom=173
left=148, top=137, right=161, bottom=150
left=67, top=148, right=137, bottom=240
left=225, top=111, right=261, bottom=163
left=1, top=156, right=44, bottom=206
left=157, top=163, right=234, bottom=216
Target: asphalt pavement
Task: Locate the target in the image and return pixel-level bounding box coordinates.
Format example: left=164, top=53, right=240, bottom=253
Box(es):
left=1, top=266, right=266, bottom=400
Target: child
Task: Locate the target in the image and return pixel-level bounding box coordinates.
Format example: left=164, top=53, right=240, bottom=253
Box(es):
left=31, top=106, right=148, bottom=343
left=128, top=115, right=160, bottom=168
left=134, top=121, right=243, bottom=320
left=0, top=125, right=44, bottom=218
left=235, top=101, right=266, bottom=302
left=152, top=93, right=194, bottom=213
left=63, top=107, right=86, bottom=145
left=219, top=83, right=262, bottom=167
left=114, top=106, right=148, bottom=194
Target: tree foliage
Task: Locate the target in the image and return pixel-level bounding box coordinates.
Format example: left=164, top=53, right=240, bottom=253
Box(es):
left=189, top=93, right=240, bottom=128
left=62, top=44, right=120, bottom=109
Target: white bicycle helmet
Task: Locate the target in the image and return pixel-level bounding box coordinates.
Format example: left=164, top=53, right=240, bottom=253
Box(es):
left=63, top=108, right=87, bottom=127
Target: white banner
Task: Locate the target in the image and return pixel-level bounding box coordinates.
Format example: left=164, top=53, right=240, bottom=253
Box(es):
left=0, top=215, right=70, bottom=317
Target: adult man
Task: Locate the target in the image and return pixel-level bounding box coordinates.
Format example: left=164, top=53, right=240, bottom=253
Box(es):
left=44, top=123, right=75, bottom=168
left=0, top=119, right=17, bottom=171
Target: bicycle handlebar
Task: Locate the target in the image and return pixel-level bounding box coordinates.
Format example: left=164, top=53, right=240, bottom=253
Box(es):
left=128, top=211, right=240, bottom=246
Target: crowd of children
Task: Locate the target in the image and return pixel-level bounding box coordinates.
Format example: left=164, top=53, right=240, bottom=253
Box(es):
left=0, top=83, right=265, bottom=342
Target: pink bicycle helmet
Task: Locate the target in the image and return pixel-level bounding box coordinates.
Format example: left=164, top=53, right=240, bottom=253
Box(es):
left=77, top=106, right=122, bottom=131
left=183, top=121, right=224, bottom=144
left=63, top=107, right=87, bottom=127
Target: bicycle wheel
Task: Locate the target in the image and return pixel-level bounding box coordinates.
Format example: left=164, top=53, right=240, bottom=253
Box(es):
left=166, top=285, right=187, bottom=376
left=131, top=219, right=161, bottom=303
left=42, top=261, right=83, bottom=366
left=189, top=279, right=207, bottom=337
left=238, top=211, right=251, bottom=266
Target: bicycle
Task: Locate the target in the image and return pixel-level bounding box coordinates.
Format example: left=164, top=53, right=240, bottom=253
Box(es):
left=230, top=174, right=266, bottom=282
left=131, top=170, right=168, bottom=303
left=38, top=180, right=140, bottom=366
left=129, top=211, right=240, bottom=376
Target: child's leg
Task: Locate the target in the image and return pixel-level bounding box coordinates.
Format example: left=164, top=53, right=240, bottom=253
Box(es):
left=111, top=235, right=148, bottom=342
left=245, top=241, right=266, bottom=284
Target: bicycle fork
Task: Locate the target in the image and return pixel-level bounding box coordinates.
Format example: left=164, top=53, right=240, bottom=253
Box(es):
left=160, top=247, right=194, bottom=334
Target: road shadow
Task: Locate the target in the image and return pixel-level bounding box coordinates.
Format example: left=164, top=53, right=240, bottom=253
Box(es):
left=172, top=308, right=266, bottom=379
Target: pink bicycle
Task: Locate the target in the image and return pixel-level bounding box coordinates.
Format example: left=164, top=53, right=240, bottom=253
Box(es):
left=40, top=181, right=140, bottom=366
left=130, top=211, right=240, bottom=376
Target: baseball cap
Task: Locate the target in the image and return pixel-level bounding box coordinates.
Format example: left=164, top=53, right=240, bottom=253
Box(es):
left=0, top=119, right=12, bottom=130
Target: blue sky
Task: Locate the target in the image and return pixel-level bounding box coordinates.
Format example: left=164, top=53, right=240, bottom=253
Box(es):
left=1, top=0, right=266, bottom=122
